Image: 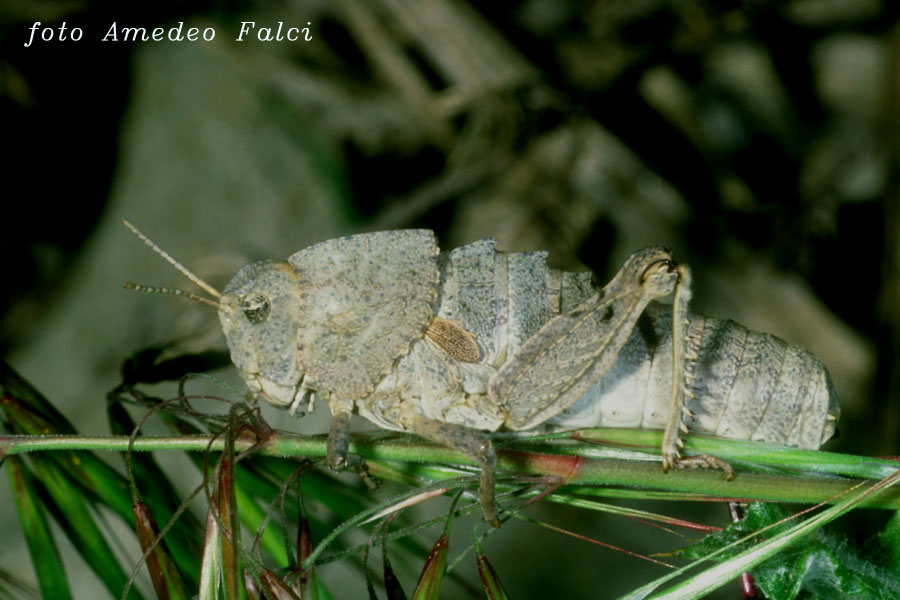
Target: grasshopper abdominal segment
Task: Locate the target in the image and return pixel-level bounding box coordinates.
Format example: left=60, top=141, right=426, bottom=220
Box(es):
left=124, top=222, right=840, bottom=527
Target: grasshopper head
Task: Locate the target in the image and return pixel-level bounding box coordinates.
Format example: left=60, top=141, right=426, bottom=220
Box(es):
left=219, top=260, right=310, bottom=413
left=122, top=220, right=315, bottom=415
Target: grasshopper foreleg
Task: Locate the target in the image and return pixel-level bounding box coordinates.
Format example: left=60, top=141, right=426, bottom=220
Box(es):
left=406, top=415, right=500, bottom=527
left=326, top=407, right=379, bottom=489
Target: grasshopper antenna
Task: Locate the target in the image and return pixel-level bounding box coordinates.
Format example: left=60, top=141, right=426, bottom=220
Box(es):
left=121, top=282, right=223, bottom=310
left=122, top=218, right=222, bottom=299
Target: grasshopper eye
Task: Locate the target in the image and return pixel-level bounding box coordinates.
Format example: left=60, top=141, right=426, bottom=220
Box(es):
left=241, top=292, right=271, bottom=324
left=641, top=259, right=674, bottom=281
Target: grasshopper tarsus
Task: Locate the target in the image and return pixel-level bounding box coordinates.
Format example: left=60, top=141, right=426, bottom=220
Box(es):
left=347, top=455, right=382, bottom=490
left=670, top=454, right=736, bottom=481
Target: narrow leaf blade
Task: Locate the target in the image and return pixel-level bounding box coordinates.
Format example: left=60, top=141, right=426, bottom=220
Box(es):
left=7, top=456, right=73, bottom=600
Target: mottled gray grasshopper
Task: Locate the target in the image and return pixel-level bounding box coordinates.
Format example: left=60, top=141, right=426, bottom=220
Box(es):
left=124, top=222, right=839, bottom=527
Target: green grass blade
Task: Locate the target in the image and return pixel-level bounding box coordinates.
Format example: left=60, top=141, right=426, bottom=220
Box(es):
left=411, top=530, right=449, bottom=600
left=199, top=510, right=223, bottom=600
left=111, top=400, right=204, bottom=588
left=473, top=531, right=508, bottom=600
left=7, top=456, right=73, bottom=600
left=133, top=500, right=189, bottom=600
left=28, top=455, right=143, bottom=599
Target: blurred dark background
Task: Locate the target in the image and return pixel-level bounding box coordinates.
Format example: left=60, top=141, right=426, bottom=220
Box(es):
left=2, top=0, right=898, bottom=597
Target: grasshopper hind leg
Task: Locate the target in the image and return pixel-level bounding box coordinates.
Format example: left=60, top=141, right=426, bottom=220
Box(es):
left=662, top=264, right=734, bottom=480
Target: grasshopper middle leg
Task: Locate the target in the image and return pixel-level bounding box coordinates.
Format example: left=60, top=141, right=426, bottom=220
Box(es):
left=406, top=415, right=500, bottom=527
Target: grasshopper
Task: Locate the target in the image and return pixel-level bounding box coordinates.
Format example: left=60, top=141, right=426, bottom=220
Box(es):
left=123, top=222, right=839, bottom=527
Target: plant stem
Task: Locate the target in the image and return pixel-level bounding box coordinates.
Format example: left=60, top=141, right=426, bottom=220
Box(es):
left=3, top=430, right=899, bottom=509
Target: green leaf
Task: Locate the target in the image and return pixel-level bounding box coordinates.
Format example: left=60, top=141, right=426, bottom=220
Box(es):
left=752, top=535, right=900, bottom=600
left=622, top=469, right=900, bottom=599
left=7, top=456, right=73, bottom=600
left=875, top=510, right=900, bottom=573
left=233, top=483, right=289, bottom=567
left=258, top=570, right=300, bottom=599
left=199, top=510, right=223, bottom=600
left=411, top=533, right=449, bottom=600
left=29, top=454, right=142, bottom=599
left=677, top=503, right=900, bottom=599
left=4, top=376, right=136, bottom=524
left=411, top=496, right=460, bottom=600
left=0, top=362, right=77, bottom=433
left=110, top=398, right=204, bottom=588
left=133, top=500, right=189, bottom=600
left=676, top=503, right=793, bottom=560
left=473, top=531, right=508, bottom=600
left=296, top=505, right=320, bottom=600
left=218, top=411, right=245, bottom=600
